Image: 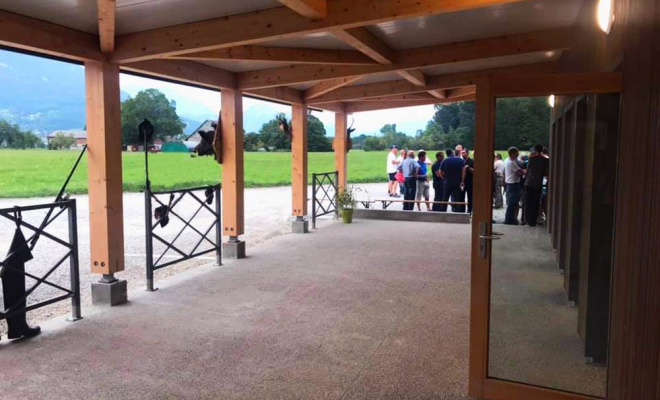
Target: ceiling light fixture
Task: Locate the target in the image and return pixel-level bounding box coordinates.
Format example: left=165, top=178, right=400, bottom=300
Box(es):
left=597, top=0, right=615, bottom=34
left=548, top=95, right=556, bottom=108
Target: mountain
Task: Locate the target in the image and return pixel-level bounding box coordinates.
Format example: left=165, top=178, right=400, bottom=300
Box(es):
left=0, top=49, right=302, bottom=138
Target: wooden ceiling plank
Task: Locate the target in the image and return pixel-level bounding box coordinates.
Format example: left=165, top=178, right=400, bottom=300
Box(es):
left=236, top=29, right=571, bottom=90
left=112, top=0, right=528, bottom=63
left=397, top=69, right=428, bottom=86
left=168, top=45, right=376, bottom=65
left=0, top=10, right=103, bottom=62
left=332, top=27, right=396, bottom=64
left=305, top=76, right=363, bottom=100
left=307, top=61, right=557, bottom=104
left=97, top=0, right=116, bottom=53
left=276, top=0, right=327, bottom=19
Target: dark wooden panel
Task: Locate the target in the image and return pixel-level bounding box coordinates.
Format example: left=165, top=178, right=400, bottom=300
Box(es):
left=564, top=98, right=588, bottom=304
left=577, top=93, right=620, bottom=365
left=607, top=0, right=660, bottom=398
left=558, top=107, right=574, bottom=270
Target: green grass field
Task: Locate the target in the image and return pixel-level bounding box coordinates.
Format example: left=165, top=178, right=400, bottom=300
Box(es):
left=0, top=149, right=394, bottom=198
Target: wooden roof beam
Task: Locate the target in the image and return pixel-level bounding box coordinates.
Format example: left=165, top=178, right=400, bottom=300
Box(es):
left=168, top=46, right=376, bottom=65
left=332, top=27, right=395, bottom=64
left=121, top=59, right=236, bottom=90
left=305, top=76, right=363, bottom=100
left=97, top=0, right=116, bottom=53
left=428, top=90, right=447, bottom=99
left=112, top=0, right=528, bottom=63
left=0, top=10, right=103, bottom=62
left=307, top=61, right=557, bottom=104
left=237, top=29, right=571, bottom=90
left=397, top=69, right=428, bottom=86
left=345, top=96, right=476, bottom=113
left=276, top=0, right=327, bottom=19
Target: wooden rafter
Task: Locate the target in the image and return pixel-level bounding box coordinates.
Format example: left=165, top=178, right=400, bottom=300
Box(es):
left=168, top=46, right=376, bottom=65
left=350, top=93, right=437, bottom=102
left=97, top=0, right=116, bottom=53
left=0, top=10, right=103, bottom=62
left=306, top=62, right=558, bottom=104
left=304, top=76, right=363, bottom=100
left=111, top=0, right=528, bottom=63
left=344, top=96, right=475, bottom=113
left=428, top=90, right=447, bottom=99
left=121, top=60, right=236, bottom=90
left=236, top=29, right=571, bottom=90
left=447, top=86, right=477, bottom=99
left=277, top=0, right=327, bottom=19
left=397, top=69, right=428, bottom=86
left=332, top=27, right=395, bottom=64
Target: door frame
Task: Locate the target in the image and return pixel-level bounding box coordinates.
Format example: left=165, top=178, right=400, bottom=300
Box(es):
left=468, top=72, right=622, bottom=400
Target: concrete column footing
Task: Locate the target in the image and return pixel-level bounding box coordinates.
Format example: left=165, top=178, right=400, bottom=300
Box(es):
left=223, top=240, right=246, bottom=259
left=91, top=279, right=127, bottom=306
left=292, top=219, right=309, bottom=234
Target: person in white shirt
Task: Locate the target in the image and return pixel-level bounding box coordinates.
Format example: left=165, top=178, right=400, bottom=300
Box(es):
left=386, top=145, right=399, bottom=197
left=395, top=148, right=407, bottom=195
left=493, top=154, right=505, bottom=209
left=503, top=147, right=525, bottom=225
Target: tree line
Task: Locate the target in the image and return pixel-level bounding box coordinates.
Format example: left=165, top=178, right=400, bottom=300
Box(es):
left=359, top=98, right=550, bottom=152
left=0, top=120, right=43, bottom=149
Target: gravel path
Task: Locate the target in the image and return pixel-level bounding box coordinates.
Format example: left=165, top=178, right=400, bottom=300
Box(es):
left=0, top=182, right=388, bottom=335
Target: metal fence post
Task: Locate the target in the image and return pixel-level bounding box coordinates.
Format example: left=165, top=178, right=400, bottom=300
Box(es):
left=334, top=171, right=339, bottom=219
left=67, top=200, right=82, bottom=321
left=312, top=173, right=317, bottom=229
left=214, top=184, right=222, bottom=266
left=145, top=189, right=156, bottom=291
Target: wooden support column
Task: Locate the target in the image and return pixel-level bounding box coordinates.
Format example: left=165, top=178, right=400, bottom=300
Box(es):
left=291, top=104, right=308, bottom=222
left=334, top=111, right=348, bottom=190
left=85, top=61, right=124, bottom=277
left=220, top=89, right=246, bottom=257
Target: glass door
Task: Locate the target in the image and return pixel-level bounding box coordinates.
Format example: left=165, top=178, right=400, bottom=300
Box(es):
left=469, top=74, right=622, bottom=400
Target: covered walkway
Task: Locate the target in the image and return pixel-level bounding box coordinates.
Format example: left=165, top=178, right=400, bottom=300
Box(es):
left=0, top=220, right=471, bottom=400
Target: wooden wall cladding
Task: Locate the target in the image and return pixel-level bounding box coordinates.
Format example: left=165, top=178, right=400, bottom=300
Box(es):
left=559, top=0, right=660, bottom=399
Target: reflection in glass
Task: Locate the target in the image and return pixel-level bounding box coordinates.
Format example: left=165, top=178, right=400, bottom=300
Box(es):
left=488, top=95, right=619, bottom=398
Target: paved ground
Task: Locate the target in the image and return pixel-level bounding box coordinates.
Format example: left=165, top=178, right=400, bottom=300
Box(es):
left=489, top=224, right=607, bottom=397
left=0, top=183, right=395, bottom=333
left=0, top=219, right=473, bottom=400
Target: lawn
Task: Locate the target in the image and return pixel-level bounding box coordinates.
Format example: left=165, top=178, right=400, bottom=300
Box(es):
left=0, top=149, right=392, bottom=198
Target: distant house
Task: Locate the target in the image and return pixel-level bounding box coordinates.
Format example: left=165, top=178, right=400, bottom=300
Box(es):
left=47, top=129, right=86, bottom=149
left=184, top=119, right=216, bottom=151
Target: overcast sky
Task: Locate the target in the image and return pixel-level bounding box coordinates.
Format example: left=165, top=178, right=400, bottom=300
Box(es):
left=120, top=73, right=435, bottom=137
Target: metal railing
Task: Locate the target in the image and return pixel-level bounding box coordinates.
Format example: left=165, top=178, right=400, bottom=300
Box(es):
left=311, top=171, right=339, bottom=229
left=0, top=200, right=81, bottom=323
left=145, top=184, right=221, bottom=291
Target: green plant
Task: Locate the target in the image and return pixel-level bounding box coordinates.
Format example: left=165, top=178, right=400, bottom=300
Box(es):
left=337, top=185, right=361, bottom=210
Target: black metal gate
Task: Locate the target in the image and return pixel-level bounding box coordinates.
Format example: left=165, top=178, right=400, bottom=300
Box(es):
left=145, top=184, right=221, bottom=291
left=0, top=200, right=82, bottom=323
left=311, top=171, right=339, bottom=229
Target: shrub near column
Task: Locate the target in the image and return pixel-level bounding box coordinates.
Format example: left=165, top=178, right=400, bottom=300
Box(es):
left=337, top=186, right=360, bottom=224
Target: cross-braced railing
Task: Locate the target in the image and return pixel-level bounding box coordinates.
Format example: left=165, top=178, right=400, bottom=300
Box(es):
left=145, top=184, right=221, bottom=291
left=311, top=171, right=339, bottom=229
left=0, top=200, right=81, bottom=323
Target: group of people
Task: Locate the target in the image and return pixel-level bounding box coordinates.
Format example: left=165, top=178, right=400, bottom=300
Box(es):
left=386, top=144, right=474, bottom=213
left=494, top=144, right=549, bottom=226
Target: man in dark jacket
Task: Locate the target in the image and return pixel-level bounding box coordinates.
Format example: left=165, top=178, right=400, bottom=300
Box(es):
left=439, top=149, right=466, bottom=212
left=431, top=152, right=445, bottom=212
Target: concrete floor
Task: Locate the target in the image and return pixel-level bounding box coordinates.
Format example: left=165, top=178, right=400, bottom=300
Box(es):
left=0, top=220, right=474, bottom=400
left=489, top=224, right=607, bottom=397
